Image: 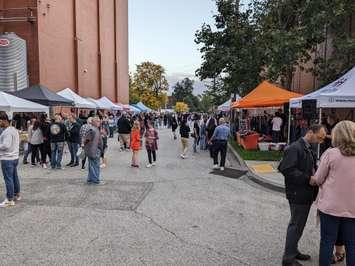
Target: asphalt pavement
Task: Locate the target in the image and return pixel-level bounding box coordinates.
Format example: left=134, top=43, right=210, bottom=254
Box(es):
left=0, top=129, right=323, bottom=266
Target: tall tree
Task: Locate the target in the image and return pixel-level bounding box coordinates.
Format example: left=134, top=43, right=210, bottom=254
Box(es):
left=171, top=78, right=201, bottom=112
left=130, top=61, right=169, bottom=109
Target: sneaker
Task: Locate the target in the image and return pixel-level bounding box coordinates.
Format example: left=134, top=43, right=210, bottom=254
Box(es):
left=23, top=160, right=28, bottom=165
left=14, top=195, right=21, bottom=201
left=0, top=199, right=15, bottom=208
left=42, top=163, right=47, bottom=169
left=220, top=167, right=225, bottom=171
left=213, top=164, right=219, bottom=170
left=180, top=154, right=185, bottom=159
left=56, top=166, right=65, bottom=170
left=66, top=162, right=74, bottom=167
left=152, top=162, right=156, bottom=166
left=94, top=181, right=106, bottom=186
left=146, top=164, right=152, bottom=168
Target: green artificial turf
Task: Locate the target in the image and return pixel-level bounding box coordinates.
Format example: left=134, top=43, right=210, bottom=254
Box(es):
left=229, top=138, right=283, bottom=161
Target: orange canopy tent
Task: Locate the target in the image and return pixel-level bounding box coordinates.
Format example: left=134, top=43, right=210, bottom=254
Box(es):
left=232, top=81, right=303, bottom=108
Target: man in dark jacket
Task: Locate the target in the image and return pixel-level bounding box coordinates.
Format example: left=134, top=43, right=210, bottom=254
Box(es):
left=117, top=112, right=132, bottom=151
left=278, top=124, right=326, bottom=266
left=67, top=114, right=81, bottom=167
left=49, top=114, right=67, bottom=170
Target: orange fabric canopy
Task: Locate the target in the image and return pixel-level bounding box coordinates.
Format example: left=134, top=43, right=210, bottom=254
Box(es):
left=232, top=81, right=303, bottom=108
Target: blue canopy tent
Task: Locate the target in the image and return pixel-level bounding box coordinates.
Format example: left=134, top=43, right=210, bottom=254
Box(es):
left=134, top=102, right=152, bottom=112
left=129, top=105, right=141, bottom=113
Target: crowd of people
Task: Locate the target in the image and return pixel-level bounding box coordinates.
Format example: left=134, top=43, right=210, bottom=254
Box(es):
left=0, top=108, right=353, bottom=266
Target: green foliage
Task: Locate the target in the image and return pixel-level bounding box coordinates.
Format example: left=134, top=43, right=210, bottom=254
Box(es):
left=171, top=78, right=202, bottom=112
left=129, top=61, right=169, bottom=109
left=196, top=0, right=355, bottom=98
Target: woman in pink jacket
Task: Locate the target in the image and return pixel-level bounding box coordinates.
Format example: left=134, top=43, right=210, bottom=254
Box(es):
left=311, top=120, right=355, bottom=266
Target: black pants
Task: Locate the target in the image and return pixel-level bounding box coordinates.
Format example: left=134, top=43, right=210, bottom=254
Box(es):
left=40, top=141, right=51, bottom=163
left=213, top=140, right=227, bottom=167
left=31, top=144, right=42, bottom=165
left=282, top=203, right=312, bottom=264
left=147, top=150, right=156, bottom=164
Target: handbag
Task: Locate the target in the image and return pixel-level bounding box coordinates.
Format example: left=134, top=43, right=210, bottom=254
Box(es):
left=77, top=147, right=86, bottom=160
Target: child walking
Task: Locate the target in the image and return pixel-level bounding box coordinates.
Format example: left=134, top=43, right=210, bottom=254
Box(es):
left=130, top=121, right=141, bottom=168
left=145, top=122, right=159, bottom=168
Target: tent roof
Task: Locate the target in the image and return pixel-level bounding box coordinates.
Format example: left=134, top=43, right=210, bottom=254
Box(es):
left=1, top=92, right=49, bottom=113
left=135, top=102, right=152, bottom=112
left=290, top=66, right=355, bottom=108
left=129, top=105, right=141, bottom=112
left=86, top=98, right=108, bottom=109
left=9, top=84, right=74, bottom=106
left=57, top=88, right=96, bottom=109
left=233, top=81, right=303, bottom=108
left=97, top=97, right=123, bottom=110
left=218, top=97, right=241, bottom=111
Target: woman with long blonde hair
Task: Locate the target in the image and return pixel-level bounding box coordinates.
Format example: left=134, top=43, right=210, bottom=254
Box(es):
left=311, top=120, right=355, bottom=266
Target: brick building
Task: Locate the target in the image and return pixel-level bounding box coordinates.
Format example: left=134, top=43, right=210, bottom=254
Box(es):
left=0, top=0, right=129, bottom=103
left=291, top=15, right=355, bottom=95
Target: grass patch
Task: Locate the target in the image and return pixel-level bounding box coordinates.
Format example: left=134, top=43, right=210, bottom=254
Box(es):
left=229, top=137, right=283, bottom=161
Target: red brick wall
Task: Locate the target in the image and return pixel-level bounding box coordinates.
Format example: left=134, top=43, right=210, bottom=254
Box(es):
left=0, top=0, right=39, bottom=87
left=37, top=0, right=76, bottom=92
left=99, top=0, right=116, bottom=101
left=1, top=0, right=129, bottom=103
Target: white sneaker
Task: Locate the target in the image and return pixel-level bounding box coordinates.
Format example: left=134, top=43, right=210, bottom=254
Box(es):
left=180, top=154, right=185, bottom=159
left=220, top=167, right=225, bottom=171
left=146, top=164, right=152, bottom=168
left=213, top=164, right=219, bottom=170
left=152, top=162, right=156, bottom=166
left=42, top=163, right=47, bottom=169
left=14, top=195, right=21, bottom=201
left=0, top=199, right=15, bottom=208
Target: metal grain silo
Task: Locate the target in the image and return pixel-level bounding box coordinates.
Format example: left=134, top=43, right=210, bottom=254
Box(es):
left=0, top=32, right=28, bottom=92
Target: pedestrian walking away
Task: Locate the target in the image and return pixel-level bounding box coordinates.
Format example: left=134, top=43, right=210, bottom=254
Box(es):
left=179, top=120, right=190, bottom=159
left=192, top=116, right=200, bottom=153
left=209, top=117, right=229, bottom=171
left=278, top=124, right=327, bottom=266
left=0, top=112, right=21, bottom=208
left=67, top=114, right=81, bottom=167
left=117, top=112, right=132, bottom=151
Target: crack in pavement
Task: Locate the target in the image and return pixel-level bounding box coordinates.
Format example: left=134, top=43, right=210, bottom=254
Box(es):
left=134, top=210, right=250, bottom=266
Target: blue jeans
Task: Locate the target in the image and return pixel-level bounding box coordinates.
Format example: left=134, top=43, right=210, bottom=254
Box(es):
left=50, top=142, right=64, bottom=169
left=319, top=212, right=355, bottom=266
left=199, top=135, right=206, bottom=150
left=87, top=155, right=101, bottom=183
left=68, top=142, right=79, bottom=164
left=1, top=159, right=20, bottom=200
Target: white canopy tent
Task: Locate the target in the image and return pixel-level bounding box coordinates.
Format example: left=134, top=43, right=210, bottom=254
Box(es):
left=218, top=96, right=240, bottom=112
left=288, top=66, right=355, bottom=153
left=0, top=92, right=49, bottom=116
left=290, top=66, right=355, bottom=108
left=57, top=88, right=97, bottom=109
left=97, top=97, right=123, bottom=111
left=86, top=98, right=109, bottom=109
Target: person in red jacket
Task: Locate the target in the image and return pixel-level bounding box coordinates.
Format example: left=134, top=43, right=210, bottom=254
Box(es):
left=130, top=121, right=141, bottom=167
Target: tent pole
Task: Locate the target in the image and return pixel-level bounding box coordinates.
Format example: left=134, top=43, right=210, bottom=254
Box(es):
left=287, top=105, right=291, bottom=144
left=317, top=107, right=322, bottom=159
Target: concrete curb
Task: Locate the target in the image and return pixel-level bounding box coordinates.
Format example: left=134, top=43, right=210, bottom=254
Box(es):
left=228, top=143, right=285, bottom=193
